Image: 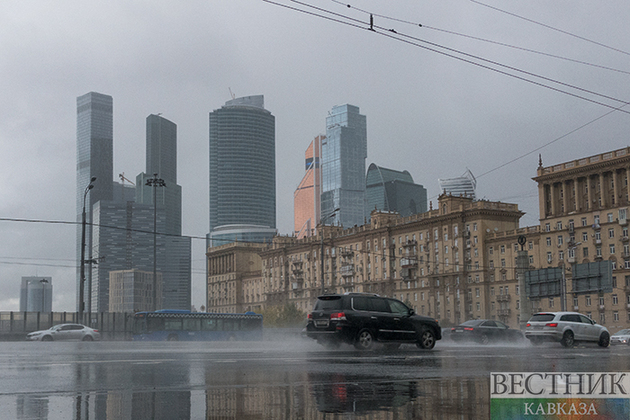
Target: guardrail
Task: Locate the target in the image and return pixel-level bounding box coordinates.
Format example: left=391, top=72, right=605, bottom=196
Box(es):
left=0, top=311, right=135, bottom=341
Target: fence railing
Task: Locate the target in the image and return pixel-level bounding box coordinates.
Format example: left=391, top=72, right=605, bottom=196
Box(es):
left=0, top=311, right=136, bottom=341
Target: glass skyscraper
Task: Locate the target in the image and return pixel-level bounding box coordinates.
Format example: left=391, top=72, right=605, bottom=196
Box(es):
left=294, top=135, right=323, bottom=238
left=208, top=95, right=276, bottom=246
left=438, top=169, right=477, bottom=199
left=321, top=104, right=367, bottom=228
left=78, top=105, right=191, bottom=312
left=76, top=92, right=113, bottom=312
left=365, top=163, right=427, bottom=219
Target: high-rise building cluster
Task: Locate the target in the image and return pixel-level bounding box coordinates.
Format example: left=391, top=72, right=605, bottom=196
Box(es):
left=76, top=92, right=190, bottom=313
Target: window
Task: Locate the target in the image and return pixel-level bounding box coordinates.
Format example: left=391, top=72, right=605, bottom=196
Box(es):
left=582, top=232, right=588, bottom=241
left=608, top=213, right=614, bottom=223
left=594, top=215, right=600, bottom=225
left=620, top=208, right=627, bottom=222
left=586, top=295, right=591, bottom=306
left=549, top=297, right=554, bottom=308
left=558, top=250, right=564, bottom=260
left=500, top=245, right=505, bottom=254
left=581, top=217, right=587, bottom=227
left=501, top=258, right=506, bottom=267
left=557, top=236, right=563, bottom=246
left=613, top=294, right=619, bottom=305
left=556, top=221, right=563, bottom=230
left=609, top=228, right=615, bottom=238
left=583, top=247, right=589, bottom=257
left=489, top=246, right=493, bottom=255
left=546, top=237, right=552, bottom=246
left=473, top=223, right=478, bottom=231
left=547, top=252, right=552, bottom=263
left=545, top=223, right=551, bottom=232
left=610, top=244, right=616, bottom=254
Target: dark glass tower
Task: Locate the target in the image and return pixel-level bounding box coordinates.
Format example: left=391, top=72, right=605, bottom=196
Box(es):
left=365, top=163, right=427, bottom=219
left=208, top=95, right=276, bottom=246
left=76, top=92, right=113, bottom=311
left=321, top=104, right=367, bottom=228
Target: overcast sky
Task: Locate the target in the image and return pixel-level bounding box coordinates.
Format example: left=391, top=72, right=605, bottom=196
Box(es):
left=1, top=1, right=629, bottom=312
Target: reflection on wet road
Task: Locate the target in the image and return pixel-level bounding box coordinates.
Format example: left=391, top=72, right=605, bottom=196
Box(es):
left=0, top=338, right=628, bottom=419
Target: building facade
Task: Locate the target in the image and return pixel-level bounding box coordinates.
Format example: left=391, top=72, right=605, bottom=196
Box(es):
left=530, top=148, right=630, bottom=331
left=365, top=163, right=427, bottom=220
left=76, top=92, right=114, bottom=311
left=294, top=135, right=323, bottom=239
left=206, top=146, right=630, bottom=333
left=321, top=104, right=367, bottom=229
left=208, top=95, right=276, bottom=247
left=20, top=277, right=53, bottom=312
left=206, top=242, right=267, bottom=313
left=108, top=269, right=162, bottom=312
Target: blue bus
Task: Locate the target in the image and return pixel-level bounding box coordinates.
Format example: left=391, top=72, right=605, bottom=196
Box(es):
left=132, top=309, right=263, bottom=341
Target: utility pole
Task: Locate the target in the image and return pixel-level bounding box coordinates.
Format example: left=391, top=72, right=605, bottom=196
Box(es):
left=146, top=173, right=166, bottom=310
left=79, top=176, right=96, bottom=322
left=516, top=235, right=530, bottom=330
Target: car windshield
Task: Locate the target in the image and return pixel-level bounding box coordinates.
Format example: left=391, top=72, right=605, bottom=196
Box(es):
left=613, top=329, right=630, bottom=336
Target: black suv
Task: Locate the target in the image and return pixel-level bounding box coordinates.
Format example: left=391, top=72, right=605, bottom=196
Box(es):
left=305, top=293, right=441, bottom=350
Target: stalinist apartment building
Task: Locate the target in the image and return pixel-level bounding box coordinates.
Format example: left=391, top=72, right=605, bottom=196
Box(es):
left=206, top=147, right=630, bottom=332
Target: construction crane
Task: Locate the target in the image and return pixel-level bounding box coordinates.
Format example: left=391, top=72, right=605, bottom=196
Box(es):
left=119, top=173, right=135, bottom=186
left=229, top=87, right=236, bottom=100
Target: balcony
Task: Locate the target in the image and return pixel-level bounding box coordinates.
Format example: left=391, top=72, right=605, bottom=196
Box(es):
left=340, top=265, right=355, bottom=277
left=621, top=236, right=630, bottom=243
left=496, top=294, right=511, bottom=302
left=400, top=257, right=418, bottom=268
left=497, top=309, right=511, bottom=316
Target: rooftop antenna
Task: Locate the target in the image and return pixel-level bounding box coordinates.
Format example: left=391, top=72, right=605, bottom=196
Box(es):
left=229, top=88, right=236, bottom=99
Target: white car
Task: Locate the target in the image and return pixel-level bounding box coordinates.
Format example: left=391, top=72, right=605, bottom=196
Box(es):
left=26, top=324, right=101, bottom=341
left=610, top=329, right=630, bottom=345
left=525, top=312, right=609, bottom=348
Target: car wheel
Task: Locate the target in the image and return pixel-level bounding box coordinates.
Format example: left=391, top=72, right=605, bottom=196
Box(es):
left=416, top=327, right=436, bottom=350
left=598, top=332, right=610, bottom=348
left=167, top=334, right=179, bottom=342
left=354, top=329, right=375, bottom=350
left=41, top=335, right=53, bottom=342
left=81, top=335, right=94, bottom=342
left=479, top=334, right=489, bottom=345
left=560, top=331, right=574, bottom=348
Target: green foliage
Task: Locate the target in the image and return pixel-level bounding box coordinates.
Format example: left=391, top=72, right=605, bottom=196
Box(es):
left=260, top=303, right=306, bottom=328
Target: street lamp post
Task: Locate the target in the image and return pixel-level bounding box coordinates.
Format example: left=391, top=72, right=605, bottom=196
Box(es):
left=79, top=176, right=96, bottom=322
left=320, top=208, right=340, bottom=295
left=146, top=173, right=166, bottom=311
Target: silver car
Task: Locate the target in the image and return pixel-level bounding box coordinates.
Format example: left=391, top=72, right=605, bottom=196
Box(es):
left=610, top=329, right=630, bottom=345
left=26, top=324, right=101, bottom=341
left=525, top=312, right=609, bottom=348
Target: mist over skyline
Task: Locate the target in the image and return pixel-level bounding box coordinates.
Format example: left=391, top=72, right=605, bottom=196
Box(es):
left=2, top=1, right=630, bottom=311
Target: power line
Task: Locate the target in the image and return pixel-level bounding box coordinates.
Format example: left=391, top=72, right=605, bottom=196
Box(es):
left=270, top=0, right=630, bottom=115
left=330, top=0, right=630, bottom=75
left=469, top=0, right=630, bottom=57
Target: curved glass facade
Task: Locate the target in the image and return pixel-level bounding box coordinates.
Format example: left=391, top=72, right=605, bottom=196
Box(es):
left=365, top=163, right=427, bottom=219
left=209, top=96, right=276, bottom=244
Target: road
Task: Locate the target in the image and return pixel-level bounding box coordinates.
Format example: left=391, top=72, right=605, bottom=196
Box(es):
left=0, top=337, right=628, bottom=420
